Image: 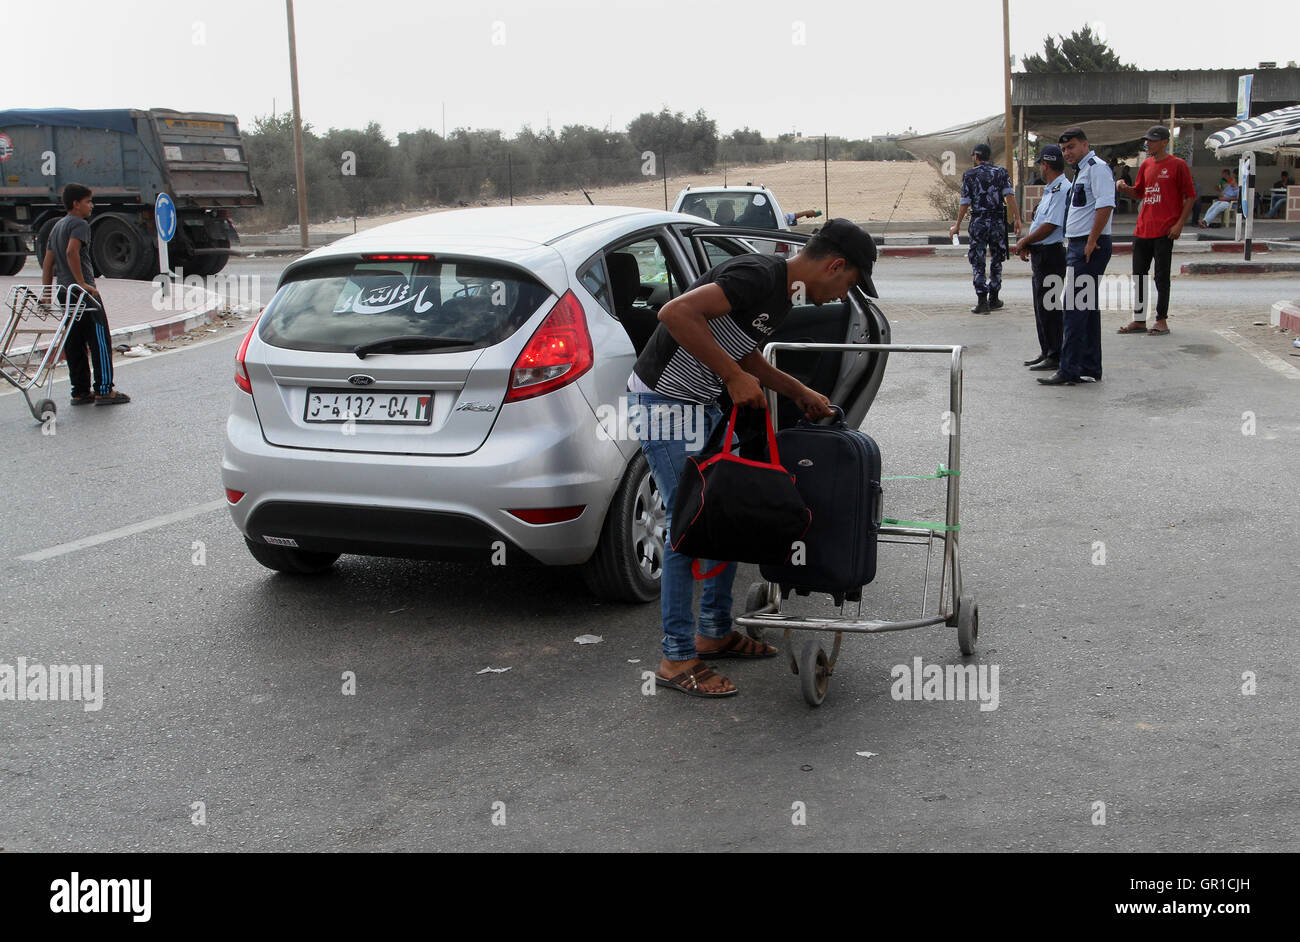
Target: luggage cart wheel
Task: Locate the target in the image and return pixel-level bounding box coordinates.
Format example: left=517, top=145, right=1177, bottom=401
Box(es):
left=797, top=640, right=830, bottom=707
left=956, top=594, right=979, bottom=656
left=743, top=582, right=770, bottom=640
left=35, top=399, right=56, bottom=423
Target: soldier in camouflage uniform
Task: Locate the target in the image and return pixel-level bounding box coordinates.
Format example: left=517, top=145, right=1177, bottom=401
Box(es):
left=949, top=143, right=1021, bottom=313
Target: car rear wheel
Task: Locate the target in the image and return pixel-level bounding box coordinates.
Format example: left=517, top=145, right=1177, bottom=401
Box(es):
left=580, top=451, right=662, bottom=603
left=243, top=537, right=339, bottom=575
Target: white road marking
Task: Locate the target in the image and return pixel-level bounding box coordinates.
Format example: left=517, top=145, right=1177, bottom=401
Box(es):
left=1214, top=329, right=1300, bottom=381
left=18, top=499, right=228, bottom=562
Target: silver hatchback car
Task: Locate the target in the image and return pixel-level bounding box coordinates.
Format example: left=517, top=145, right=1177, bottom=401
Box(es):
left=221, top=206, right=889, bottom=601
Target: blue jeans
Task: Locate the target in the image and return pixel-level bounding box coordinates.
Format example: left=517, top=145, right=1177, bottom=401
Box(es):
left=1062, top=236, right=1110, bottom=381
left=625, top=391, right=737, bottom=661
left=1203, top=200, right=1234, bottom=225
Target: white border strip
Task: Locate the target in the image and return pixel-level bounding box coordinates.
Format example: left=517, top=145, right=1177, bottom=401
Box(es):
left=1214, top=328, right=1300, bottom=381
left=18, top=498, right=227, bottom=562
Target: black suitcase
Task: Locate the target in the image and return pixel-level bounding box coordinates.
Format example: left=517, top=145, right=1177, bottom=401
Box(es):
left=759, top=410, right=883, bottom=604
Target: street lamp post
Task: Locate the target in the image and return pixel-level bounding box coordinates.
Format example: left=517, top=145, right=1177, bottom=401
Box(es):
left=286, top=0, right=309, bottom=250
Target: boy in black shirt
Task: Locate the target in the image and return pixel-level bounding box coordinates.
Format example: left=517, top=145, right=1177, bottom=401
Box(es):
left=627, top=219, right=877, bottom=697
left=41, top=183, right=130, bottom=405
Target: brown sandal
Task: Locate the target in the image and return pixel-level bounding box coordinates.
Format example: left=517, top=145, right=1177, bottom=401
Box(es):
left=655, top=665, right=737, bottom=698
left=1148, top=321, right=1170, bottom=335
left=1117, top=321, right=1147, bottom=334
left=697, top=632, right=778, bottom=660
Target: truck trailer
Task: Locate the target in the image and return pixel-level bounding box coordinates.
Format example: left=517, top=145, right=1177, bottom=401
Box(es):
left=0, top=108, right=262, bottom=279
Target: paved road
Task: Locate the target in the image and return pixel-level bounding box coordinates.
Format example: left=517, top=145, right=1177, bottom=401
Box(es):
left=1, top=261, right=1296, bottom=852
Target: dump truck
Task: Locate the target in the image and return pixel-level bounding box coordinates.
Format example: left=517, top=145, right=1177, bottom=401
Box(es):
left=0, top=108, right=261, bottom=278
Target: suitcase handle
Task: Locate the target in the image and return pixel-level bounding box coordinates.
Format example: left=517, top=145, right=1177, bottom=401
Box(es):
left=796, top=403, right=845, bottom=428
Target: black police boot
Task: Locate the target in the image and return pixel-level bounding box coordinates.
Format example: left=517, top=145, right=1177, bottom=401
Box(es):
left=970, top=294, right=989, bottom=314
left=987, top=289, right=1004, bottom=310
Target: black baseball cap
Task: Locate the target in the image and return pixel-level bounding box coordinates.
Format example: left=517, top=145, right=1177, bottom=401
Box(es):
left=1037, top=143, right=1064, bottom=163
left=813, top=218, right=877, bottom=286
left=1144, top=125, right=1171, bottom=141
left=971, top=143, right=991, bottom=159
left=1058, top=126, right=1087, bottom=143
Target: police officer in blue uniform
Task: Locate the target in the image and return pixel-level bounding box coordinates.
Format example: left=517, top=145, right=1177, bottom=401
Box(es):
left=950, top=143, right=1021, bottom=314
left=1013, top=144, right=1069, bottom=371
left=1039, top=126, right=1114, bottom=386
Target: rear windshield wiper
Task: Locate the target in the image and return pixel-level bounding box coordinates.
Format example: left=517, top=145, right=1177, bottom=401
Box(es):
left=353, top=335, right=468, bottom=359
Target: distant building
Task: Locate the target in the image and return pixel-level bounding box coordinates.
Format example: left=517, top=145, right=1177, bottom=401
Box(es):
left=1009, top=66, right=1300, bottom=202
left=870, top=127, right=917, bottom=143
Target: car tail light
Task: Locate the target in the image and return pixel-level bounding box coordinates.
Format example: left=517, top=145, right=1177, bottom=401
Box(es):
left=225, top=488, right=245, bottom=503
left=507, top=506, right=586, bottom=524
left=363, top=253, right=432, bottom=261
left=234, top=313, right=262, bottom=394
left=503, top=291, right=593, bottom=403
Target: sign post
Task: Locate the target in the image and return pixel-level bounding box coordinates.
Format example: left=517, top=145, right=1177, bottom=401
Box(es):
left=154, top=192, right=176, bottom=298
left=1236, top=75, right=1254, bottom=259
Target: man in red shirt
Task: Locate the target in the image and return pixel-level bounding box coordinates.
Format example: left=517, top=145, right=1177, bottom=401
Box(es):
left=1116, top=126, right=1195, bottom=336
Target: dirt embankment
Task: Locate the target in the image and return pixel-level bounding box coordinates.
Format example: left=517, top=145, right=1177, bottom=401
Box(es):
left=260, top=159, right=948, bottom=236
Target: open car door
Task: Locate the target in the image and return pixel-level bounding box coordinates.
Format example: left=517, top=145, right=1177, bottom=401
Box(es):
left=680, top=225, right=890, bottom=431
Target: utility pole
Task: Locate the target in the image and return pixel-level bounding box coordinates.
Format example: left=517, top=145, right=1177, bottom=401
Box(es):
left=1002, top=0, right=1014, bottom=182
left=823, top=133, right=830, bottom=217
left=286, top=0, right=309, bottom=249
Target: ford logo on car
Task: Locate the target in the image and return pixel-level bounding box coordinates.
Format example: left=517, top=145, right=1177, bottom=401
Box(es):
left=347, top=374, right=376, bottom=386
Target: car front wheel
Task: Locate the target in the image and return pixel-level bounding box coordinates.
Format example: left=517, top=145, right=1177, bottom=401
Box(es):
left=580, top=451, right=663, bottom=603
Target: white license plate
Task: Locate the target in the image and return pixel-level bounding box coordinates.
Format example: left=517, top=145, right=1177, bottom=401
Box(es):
left=304, top=389, right=434, bottom=425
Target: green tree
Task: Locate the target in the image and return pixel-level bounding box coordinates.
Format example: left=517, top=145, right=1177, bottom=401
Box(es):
left=1020, top=24, right=1137, bottom=72
left=627, top=108, right=718, bottom=173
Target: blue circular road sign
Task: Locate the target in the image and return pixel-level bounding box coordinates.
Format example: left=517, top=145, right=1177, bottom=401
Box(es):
left=155, top=193, right=177, bottom=243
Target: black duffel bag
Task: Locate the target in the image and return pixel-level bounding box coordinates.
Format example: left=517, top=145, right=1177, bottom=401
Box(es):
left=671, top=406, right=811, bottom=579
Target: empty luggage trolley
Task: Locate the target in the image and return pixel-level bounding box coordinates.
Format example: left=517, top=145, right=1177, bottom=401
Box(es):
left=1, top=284, right=91, bottom=423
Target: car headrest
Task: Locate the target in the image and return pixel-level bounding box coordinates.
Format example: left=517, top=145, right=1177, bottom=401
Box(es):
left=606, top=252, right=640, bottom=308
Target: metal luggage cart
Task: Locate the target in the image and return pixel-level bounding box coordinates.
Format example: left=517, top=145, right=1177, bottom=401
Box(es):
left=735, top=342, right=977, bottom=707
left=1, top=284, right=90, bottom=423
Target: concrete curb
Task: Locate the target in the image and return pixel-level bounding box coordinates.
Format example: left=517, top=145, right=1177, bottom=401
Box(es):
left=108, top=290, right=227, bottom=347
left=1181, top=260, right=1300, bottom=275
left=1270, top=300, right=1300, bottom=332
left=881, top=241, right=1238, bottom=258
left=9, top=290, right=228, bottom=358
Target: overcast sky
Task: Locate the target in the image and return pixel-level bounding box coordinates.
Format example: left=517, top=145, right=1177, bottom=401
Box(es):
left=9, top=0, right=1295, bottom=140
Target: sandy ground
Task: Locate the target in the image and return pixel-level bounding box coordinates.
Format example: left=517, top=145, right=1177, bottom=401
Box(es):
left=268, top=159, right=949, bottom=237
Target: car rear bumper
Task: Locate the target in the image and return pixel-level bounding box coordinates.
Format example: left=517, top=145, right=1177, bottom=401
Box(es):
left=221, top=385, right=625, bottom=566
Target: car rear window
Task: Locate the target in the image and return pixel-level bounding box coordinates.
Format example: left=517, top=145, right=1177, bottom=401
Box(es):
left=679, top=193, right=779, bottom=229
left=260, top=257, right=552, bottom=353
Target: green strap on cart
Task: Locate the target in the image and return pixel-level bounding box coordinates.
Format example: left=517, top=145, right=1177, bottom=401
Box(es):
left=882, top=518, right=960, bottom=532
left=879, top=464, right=962, bottom=530
left=882, top=463, right=960, bottom=482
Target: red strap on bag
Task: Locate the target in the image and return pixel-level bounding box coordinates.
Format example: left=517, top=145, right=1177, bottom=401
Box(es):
left=689, top=406, right=783, bottom=580
left=692, top=559, right=728, bottom=579
left=721, top=404, right=781, bottom=465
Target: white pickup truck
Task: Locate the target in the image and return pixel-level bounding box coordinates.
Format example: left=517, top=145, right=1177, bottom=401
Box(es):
left=671, top=184, right=820, bottom=257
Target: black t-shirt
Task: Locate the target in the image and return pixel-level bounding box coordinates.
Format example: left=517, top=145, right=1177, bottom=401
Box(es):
left=630, top=254, right=791, bottom=404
